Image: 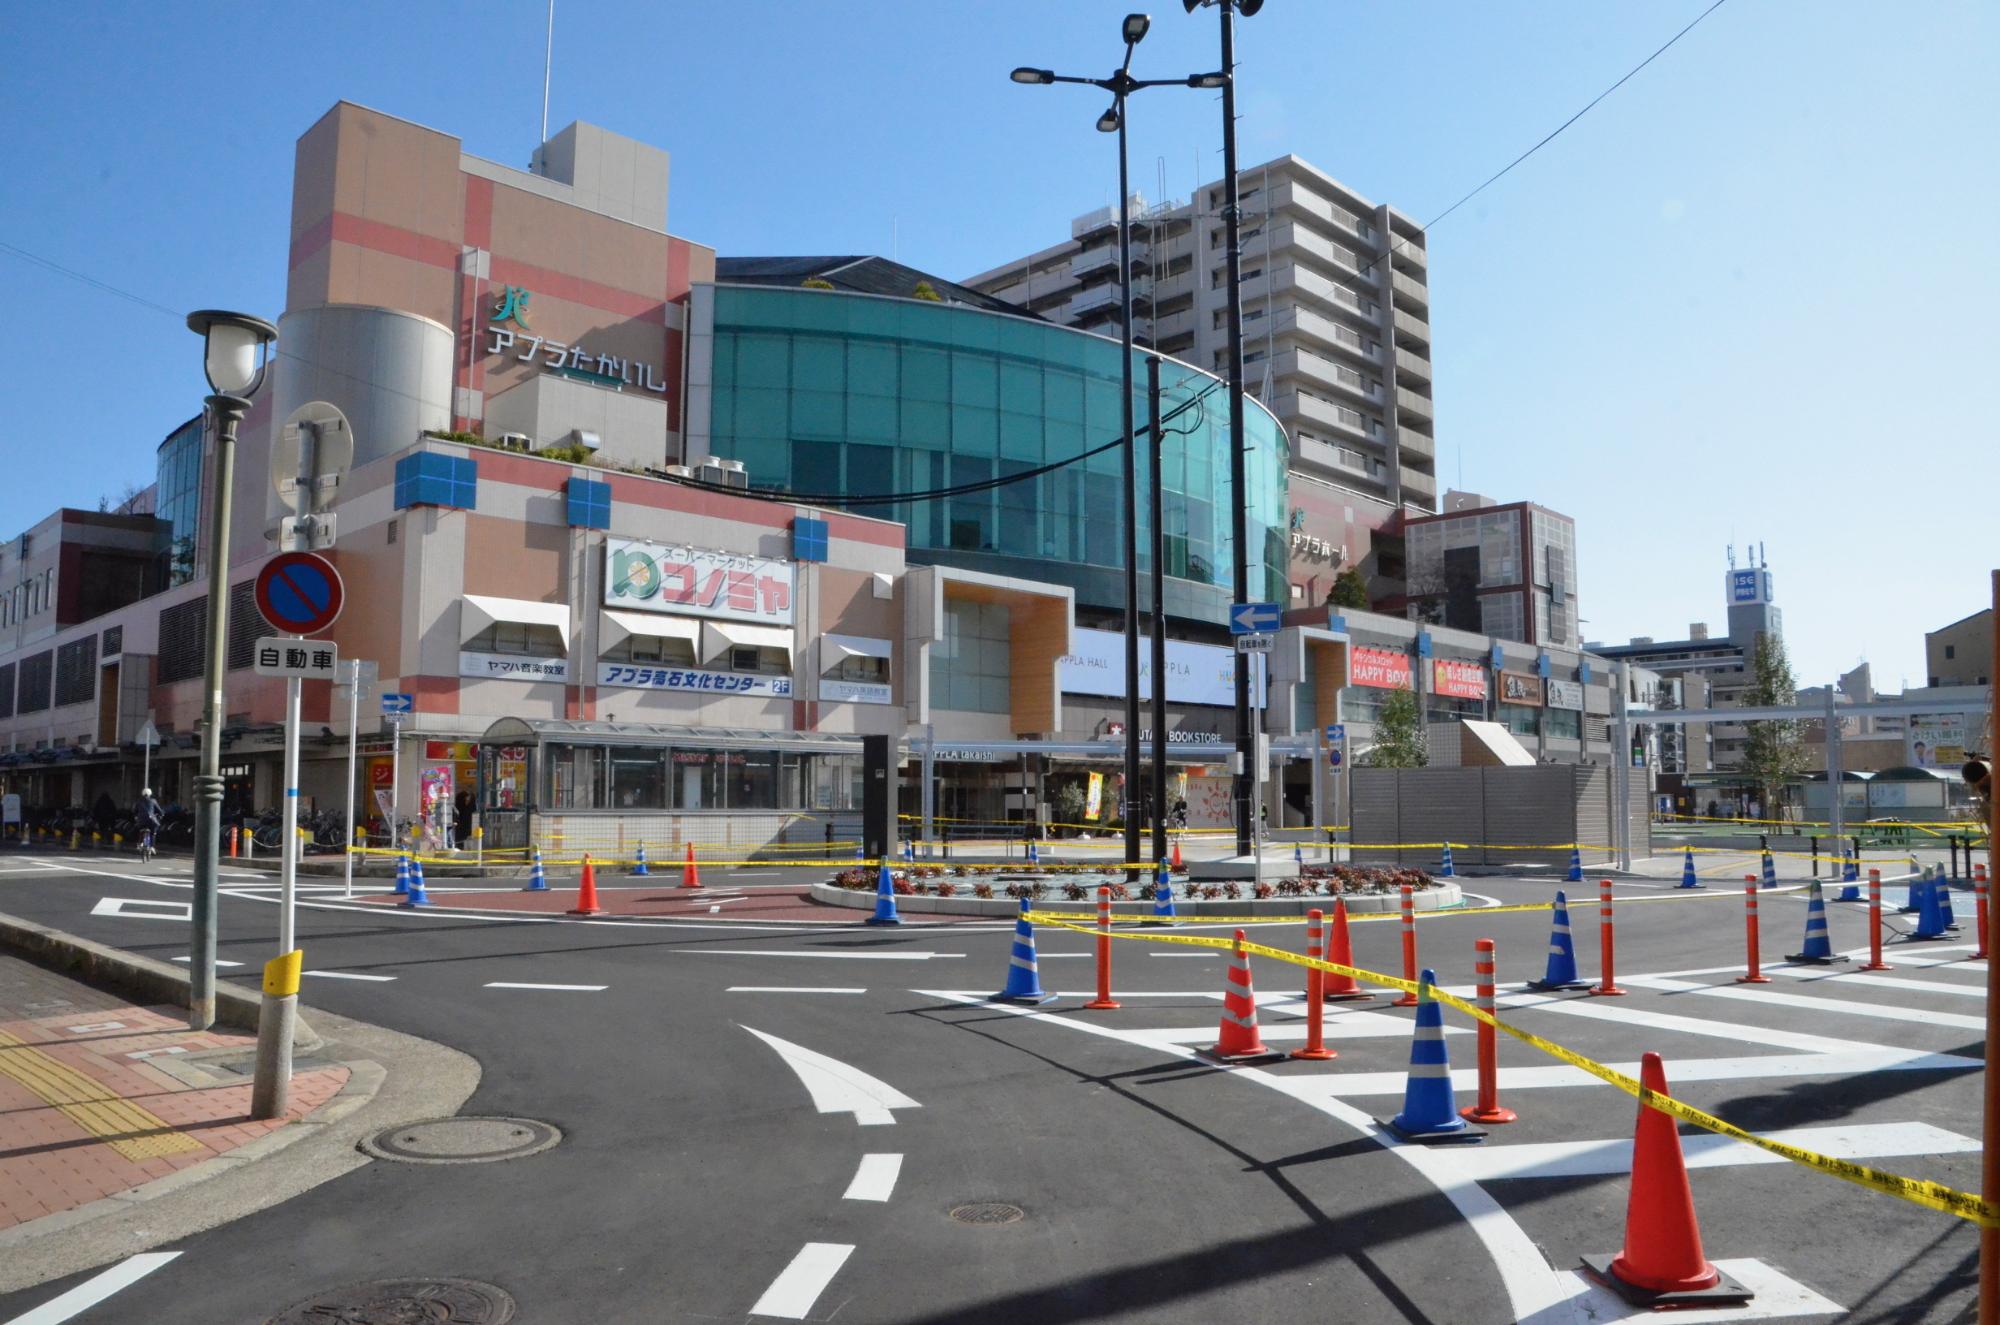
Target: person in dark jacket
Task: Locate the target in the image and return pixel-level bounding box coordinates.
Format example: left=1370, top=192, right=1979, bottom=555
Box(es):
left=452, top=790, right=474, bottom=850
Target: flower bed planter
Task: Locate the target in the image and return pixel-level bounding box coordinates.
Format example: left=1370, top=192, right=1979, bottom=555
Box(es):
left=810, top=876, right=1461, bottom=918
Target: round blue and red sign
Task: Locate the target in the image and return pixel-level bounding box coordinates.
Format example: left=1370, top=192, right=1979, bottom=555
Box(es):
left=255, top=551, right=344, bottom=635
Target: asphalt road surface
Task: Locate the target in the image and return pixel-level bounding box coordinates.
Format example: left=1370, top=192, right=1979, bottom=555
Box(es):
left=0, top=851, right=1985, bottom=1324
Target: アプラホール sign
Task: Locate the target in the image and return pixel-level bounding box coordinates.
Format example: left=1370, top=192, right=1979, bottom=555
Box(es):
left=603, top=538, right=794, bottom=626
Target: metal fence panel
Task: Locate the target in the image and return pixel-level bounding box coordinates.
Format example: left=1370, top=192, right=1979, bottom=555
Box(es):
left=1482, top=765, right=1577, bottom=869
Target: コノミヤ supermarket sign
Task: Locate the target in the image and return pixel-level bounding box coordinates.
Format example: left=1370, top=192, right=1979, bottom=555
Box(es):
left=603, top=538, right=794, bottom=625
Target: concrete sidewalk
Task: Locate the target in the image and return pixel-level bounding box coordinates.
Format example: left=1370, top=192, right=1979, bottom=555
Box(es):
left=0, top=927, right=479, bottom=1296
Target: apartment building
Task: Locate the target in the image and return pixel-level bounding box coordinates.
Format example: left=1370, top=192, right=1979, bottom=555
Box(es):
left=963, top=155, right=1439, bottom=513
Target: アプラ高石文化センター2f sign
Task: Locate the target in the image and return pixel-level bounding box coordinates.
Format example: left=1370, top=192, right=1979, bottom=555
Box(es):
left=603, top=539, right=794, bottom=626
left=598, top=664, right=791, bottom=695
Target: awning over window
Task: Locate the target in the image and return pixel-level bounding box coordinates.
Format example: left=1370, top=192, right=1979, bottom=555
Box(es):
left=462, top=595, right=572, bottom=648
left=700, top=621, right=795, bottom=664
left=600, top=610, right=701, bottom=652
left=823, top=633, right=892, bottom=662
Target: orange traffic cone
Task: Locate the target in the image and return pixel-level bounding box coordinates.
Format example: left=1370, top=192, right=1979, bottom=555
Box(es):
left=682, top=842, right=702, bottom=889
left=1582, top=1052, right=1751, bottom=1307
left=1322, top=897, right=1370, bottom=1001
left=1200, top=930, right=1285, bottom=1065
left=1169, top=836, right=1183, bottom=871
left=568, top=855, right=606, bottom=916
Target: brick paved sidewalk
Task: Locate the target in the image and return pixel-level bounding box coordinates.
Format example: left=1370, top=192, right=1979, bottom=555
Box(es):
left=0, top=954, right=347, bottom=1231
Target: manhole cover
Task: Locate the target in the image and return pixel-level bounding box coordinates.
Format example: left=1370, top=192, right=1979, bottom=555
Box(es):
left=267, top=1277, right=515, bottom=1324
left=950, top=1202, right=1025, bottom=1225
left=360, top=1116, right=561, bottom=1165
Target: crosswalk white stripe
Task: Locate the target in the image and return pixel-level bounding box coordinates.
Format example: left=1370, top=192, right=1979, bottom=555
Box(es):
left=1445, top=1121, right=1976, bottom=1183
left=1763, top=966, right=1987, bottom=1000
left=1624, top=974, right=1987, bottom=1030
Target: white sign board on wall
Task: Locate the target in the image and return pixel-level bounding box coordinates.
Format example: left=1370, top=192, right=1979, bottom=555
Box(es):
left=1059, top=628, right=1265, bottom=709
left=604, top=538, right=794, bottom=625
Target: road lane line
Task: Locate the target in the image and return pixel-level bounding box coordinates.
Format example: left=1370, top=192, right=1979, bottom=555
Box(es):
left=843, top=1153, right=903, bottom=1201
left=695, top=949, right=964, bottom=961
left=305, top=971, right=397, bottom=982
left=171, top=957, right=245, bottom=967
left=483, top=982, right=607, bottom=991
left=749, top=1242, right=854, bottom=1319
left=88, top=897, right=190, bottom=922
left=728, top=987, right=866, bottom=994
left=1444, top=1121, right=1976, bottom=1183
left=742, top=1027, right=920, bottom=1126
left=1624, top=974, right=1988, bottom=1030
left=3, top=1251, right=181, bottom=1324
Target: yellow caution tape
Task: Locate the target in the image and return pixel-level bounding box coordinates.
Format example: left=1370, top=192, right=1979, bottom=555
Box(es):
left=1026, top=912, right=2000, bottom=1228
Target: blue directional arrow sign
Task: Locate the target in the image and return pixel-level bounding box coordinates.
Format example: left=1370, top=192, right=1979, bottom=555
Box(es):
left=380, top=693, right=414, bottom=715
left=1229, top=601, right=1282, bottom=635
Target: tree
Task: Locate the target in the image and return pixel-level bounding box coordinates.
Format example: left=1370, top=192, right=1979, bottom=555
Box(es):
left=1328, top=566, right=1370, bottom=610
left=1741, top=631, right=1809, bottom=816
left=1368, top=687, right=1428, bottom=768
left=800, top=277, right=835, bottom=290
left=910, top=280, right=943, bottom=302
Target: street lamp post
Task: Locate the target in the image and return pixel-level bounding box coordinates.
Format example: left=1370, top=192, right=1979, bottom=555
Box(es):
left=1012, top=18, right=1224, bottom=882
left=1183, top=0, right=1263, bottom=856
left=184, top=310, right=276, bottom=1031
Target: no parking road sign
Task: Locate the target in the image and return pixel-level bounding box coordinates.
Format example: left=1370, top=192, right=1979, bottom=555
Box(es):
left=255, top=551, right=343, bottom=635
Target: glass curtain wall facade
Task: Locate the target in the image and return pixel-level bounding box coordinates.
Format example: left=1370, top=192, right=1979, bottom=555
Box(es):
left=693, top=285, right=1290, bottom=620
left=154, top=417, right=204, bottom=589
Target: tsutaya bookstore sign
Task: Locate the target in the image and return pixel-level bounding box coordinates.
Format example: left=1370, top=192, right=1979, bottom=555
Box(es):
left=604, top=538, right=795, bottom=625
left=486, top=284, right=667, bottom=393
left=1059, top=628, right=1265, bottom=709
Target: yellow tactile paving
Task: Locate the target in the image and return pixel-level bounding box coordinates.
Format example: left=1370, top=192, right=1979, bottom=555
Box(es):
left=0, top=1028, right=202, bottom=1161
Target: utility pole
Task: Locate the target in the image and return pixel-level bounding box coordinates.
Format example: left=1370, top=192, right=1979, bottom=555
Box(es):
left=1217, top=1, right=1253, bottom=857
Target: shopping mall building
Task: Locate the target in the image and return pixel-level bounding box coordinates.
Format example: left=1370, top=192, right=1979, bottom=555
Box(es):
left=0, top=103, right=1646, bottom=850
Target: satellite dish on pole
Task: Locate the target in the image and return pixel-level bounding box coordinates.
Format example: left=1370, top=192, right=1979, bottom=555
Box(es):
left=274, top=401, right=354, bottom=550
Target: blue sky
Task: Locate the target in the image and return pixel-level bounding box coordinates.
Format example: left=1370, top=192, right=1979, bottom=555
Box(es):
left=1, top=1, right=1993, bottom=691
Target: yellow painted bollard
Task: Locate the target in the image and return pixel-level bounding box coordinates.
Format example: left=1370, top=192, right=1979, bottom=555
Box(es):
left=71, top=828, right=80, bottom=851
left=251, top=949, right=303, bottom=1120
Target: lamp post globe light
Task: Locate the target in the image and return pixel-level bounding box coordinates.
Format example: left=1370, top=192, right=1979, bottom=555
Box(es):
left=1182, top=0, right=1261, bottom=855
left=1011, top=16, right=1225, bottom=881
left=184, top=309, right=276, bottom=1030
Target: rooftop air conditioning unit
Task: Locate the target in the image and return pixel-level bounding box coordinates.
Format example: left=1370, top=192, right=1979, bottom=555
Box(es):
left=496, top=432, right=532, bottom=452
left=566, top=429, right=602, bottom=452
left=664, top=464, right=694, bottom=479
left=697, top=456, right=749, bottom=490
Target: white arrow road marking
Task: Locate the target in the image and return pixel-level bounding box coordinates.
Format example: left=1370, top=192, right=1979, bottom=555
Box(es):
left=3, top=1251, right=182, bottom=1325
left=741, top=1026, right=920, bottom=1126
left=749, top=1242, right=855, bottom=1320
left=697, top=949, right=964, bottom=961
left=842, top=1153, right=903, bottom=1201
left=89, top=897, right=190, bottom=921
left=1447, top=1121, right=1976, bottom=1183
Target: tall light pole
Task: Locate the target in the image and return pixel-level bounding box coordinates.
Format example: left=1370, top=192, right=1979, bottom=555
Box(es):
left=1184, top=0, right=1263, bottom=856
left=1013, top=18, right=1224, bottom=880
left=184, top=310, right=276, bottom=1030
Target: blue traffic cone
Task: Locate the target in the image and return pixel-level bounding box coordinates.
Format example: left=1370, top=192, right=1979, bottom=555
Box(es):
left=993, top=898, right=1055, bottom=1004
left=1528, top=890, right=1588, bottom=990
left=1152, top=864, right=1177, bottom=924
left=1028, top=840, right=1040, bottom=867
left=1439, top=842, right=1455, bottom=878
left=1835, top=851, right=1861, bottom=902
left=1566, top=847, right=1583, bottom=883
left=1785, top=881, right=1834, bottom=963
left=401, top=858, right=430, bottom=907
left=1901, top=863, right=1924, bottom=914
left=632, top=844, right=649, bottom=877
left=1912, top=872, right=1949, bottom=940
left=523, top=855, right=548, bottom=891
left=1939, top=872, right=1959, bottom=930
left=1761, top=851, right=1777, bottom=888
left=1383, top=969, right=1483, bottom=1144
left=1295, top=843, right=1305, bottom=869
left=394, top=853, right=411, bottom=896
left=1679, top=847, right=1701, bottom=889
left=854, top=843, right=864, bottom=862
left=866, top=862, right=903, bottom=927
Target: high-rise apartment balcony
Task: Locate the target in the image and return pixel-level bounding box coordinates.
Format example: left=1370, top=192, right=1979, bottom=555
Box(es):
left=1276, top=389, right=1376, bottom=444
left=1257, top=221, right=1368, bottom=283
left=1396, top=386, right=1433, bottom=423
left=1395, top=347, right=1431, bottom=383
left=1396, top=427, right=1435, bottom=461
left=1393, top=308, right=1430, bottom=347
left=1265, top=177, right=1371, bottom=245
left=1065, top=278, right=1152, bottom=320
left=1262, top=263, right=1372, bottom=323
left=1391, top=239, right=1427, bottom=271
left=1270, top=347, right=1378, bottom=407
left=1391, top=269, right=1428, bottom=311
left=1150, top=308, right=1194, bottom=343
left=1269, top=305, right=1376, bottom=367
left=1400, top=465, right=1439, bottom=509
left=1071, top=246, right=1119, bottom=280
